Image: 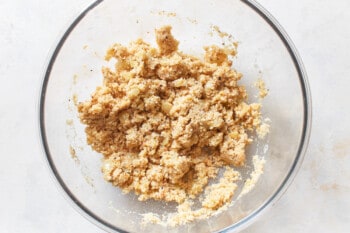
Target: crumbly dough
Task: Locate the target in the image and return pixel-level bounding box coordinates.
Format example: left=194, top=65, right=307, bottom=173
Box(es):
left=141, top=167, right=242, bottom=227
left=238, top=155, right=265, bottom=197
left=78, top=26, right=265, bottom=223
left=255, top=77, right=268, bottom=98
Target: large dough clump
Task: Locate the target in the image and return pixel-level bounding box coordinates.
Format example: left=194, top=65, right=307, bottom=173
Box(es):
left=78, top=26, right=262, bottom=204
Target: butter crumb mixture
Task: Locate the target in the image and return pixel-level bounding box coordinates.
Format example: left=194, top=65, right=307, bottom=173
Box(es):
left=255, top=77, right=268, bottom=98
left=78, top=26, right=264, bottom=212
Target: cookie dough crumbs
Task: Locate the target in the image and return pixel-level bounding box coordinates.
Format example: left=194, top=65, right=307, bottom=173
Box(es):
left=202, top=167, right=240, bottom=210
left=163, top=167, right=241, bottom=226
left=210, top=25, right=238, bottom=54
left=186, top=17, right=198, bottom=25
left=72, top=93, right=78, bottom=106
left=153, top=10, right=177, bottom=17
left=257, top=123, right=270, bottom=139
left=255, top=78, right=268, bottom=98
left=77, top=25, right=267, bottom=226
left=69, top=145, right=80, bottom=164
left=239, top=155, right=265, bottom=197
left=66, top=119, right=73, bottom=126
left=69, top=145, right=76, bottom=157
left=142, top=213, right=162, bottom=225
left=211, top=25, right=230, bottom=38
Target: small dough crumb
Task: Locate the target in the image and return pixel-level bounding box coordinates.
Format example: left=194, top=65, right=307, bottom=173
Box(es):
left=151, top=10, right=177, bottom=18
left=69, top=145, right=79, bottom=164
left=72, top=94, right=78, bottom=106
left=142, top=213, right=162, bottom=225
left=255, top=78, right=268, bottom=98
left=212, top=25, right=229, bottom=38
left=257, top=123, right=270, bottom=139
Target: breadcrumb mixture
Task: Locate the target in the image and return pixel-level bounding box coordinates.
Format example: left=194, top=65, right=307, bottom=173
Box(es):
left=78, top=26, right=267, bottom=225
left=239, top=155, right=266, bottom=197
left=255, top=77, right=268, bottom=98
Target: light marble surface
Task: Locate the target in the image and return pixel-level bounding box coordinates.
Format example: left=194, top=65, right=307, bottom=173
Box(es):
left=1, top=0, right=349, bottom=232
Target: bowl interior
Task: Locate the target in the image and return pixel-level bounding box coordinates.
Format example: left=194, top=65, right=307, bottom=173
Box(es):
left=41, top=0, right=309, bottom=232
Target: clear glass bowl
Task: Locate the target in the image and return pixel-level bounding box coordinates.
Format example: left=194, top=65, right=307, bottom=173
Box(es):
left=39, top=0, right=311, bottom=232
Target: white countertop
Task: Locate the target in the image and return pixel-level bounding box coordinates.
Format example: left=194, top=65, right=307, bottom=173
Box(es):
left=1, top=0, right=349, bottom=232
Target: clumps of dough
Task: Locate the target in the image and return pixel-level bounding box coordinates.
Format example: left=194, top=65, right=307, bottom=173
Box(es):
left=78, top=26, right=265, bottom=218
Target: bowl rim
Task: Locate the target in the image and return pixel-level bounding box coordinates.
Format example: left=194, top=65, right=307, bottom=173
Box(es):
left=39, top=0, right=312, bottom=232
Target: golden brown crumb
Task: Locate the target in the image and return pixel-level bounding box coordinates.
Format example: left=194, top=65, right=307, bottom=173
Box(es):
left=157, top=10, right=177, bottom=17
left=69, top=145, right=80, bottom=164
left=255, top=78, right=268, bottom=98
left=69, top=145, right=76, bottom=157
left=155, top=26, right=179, bottom=55
left=78, top=25, right=266, bottom=224
left=72, top=94, right=78, bottom=106
left=211, top=25, right=229, bottom=38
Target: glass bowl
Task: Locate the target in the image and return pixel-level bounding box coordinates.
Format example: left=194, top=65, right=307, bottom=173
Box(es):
left=39, top=0, right=311, bottom=232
